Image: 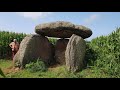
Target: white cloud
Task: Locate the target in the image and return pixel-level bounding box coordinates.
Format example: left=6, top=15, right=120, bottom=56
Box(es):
left=16, top=12, right=52, bottom=20
left=84, top=14, right=100, bottom=24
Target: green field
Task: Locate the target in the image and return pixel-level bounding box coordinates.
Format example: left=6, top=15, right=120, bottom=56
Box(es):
left=0, top=59, right=110, bottom=78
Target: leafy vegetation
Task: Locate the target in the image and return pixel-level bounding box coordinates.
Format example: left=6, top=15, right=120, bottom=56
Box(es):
left=48, top=37, right=57, bottom=45
left=0, top=31, right=26, bottom=59
left=25, top=58, right=47, bottom=73
left=85, top=28, right=120, bottom=77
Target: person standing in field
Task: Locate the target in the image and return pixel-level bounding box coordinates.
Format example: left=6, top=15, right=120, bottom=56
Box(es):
left=9, top=39, right=19, bottom=61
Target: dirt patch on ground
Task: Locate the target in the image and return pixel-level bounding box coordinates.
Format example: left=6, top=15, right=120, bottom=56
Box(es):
left=48, top=64, right=62, bottom=71
left=3, top=66, right=21, bottom=75
left=2, top=63, right=63, bottom=75
left=49, top=63, right=61, bottom=68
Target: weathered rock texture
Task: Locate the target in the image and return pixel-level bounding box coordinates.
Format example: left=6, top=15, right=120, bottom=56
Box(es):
left=65, top=34, right=86, bottom=72
left=35, top=21, right=92, bottom=39
left=55, top=39, right=69, bottom=65
left=13, top=34, right=54, bottom=68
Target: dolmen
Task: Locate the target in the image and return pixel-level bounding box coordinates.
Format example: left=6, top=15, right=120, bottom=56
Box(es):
left=13, top=21, right=92, bottom=72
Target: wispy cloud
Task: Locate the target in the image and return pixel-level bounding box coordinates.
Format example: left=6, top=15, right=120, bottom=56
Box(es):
left=84, top=14, right=100, bottom=25
left=16, top=12, right=52, bottom=20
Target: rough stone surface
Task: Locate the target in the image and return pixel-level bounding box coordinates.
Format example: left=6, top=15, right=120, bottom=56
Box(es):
left=13, top=34, right=54, bottom=68
left=55, top=39, right=69, bottom=65
left=65, top=34, right=86, bottom=72
left=35, top=21, right=92, bottom=39
left=49, top=43, right=55, bottom=65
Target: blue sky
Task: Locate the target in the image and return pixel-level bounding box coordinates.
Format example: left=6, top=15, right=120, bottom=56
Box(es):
left=0, top=12, right=120, bottom=41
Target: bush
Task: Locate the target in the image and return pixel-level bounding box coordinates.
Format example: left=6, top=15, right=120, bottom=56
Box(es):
left=25, top=58, right=47, bottom=73
left=48, top=38, right=57, bottom=45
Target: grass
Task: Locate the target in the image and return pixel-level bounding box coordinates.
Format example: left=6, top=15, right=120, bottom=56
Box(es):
left=0, top=59, right=112, bottom=78
left=0, top=59, right=12, bottom=69
left=0, top=60, right=77, bottom=78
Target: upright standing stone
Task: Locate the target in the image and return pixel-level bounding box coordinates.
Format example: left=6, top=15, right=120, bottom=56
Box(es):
left=13, top=34, right=54, bottom=68
left=55, top=39, right=69, bottom=65
left=65, top=34, right=86, bottom=72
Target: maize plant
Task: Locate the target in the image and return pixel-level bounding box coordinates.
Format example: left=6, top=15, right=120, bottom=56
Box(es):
left=0, top=30, right=27, bottom=59
left=85, top=28, right=120, bottom=77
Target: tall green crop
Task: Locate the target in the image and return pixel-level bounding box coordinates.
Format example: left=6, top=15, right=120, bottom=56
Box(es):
left=85, top=28, right=120, bottom=77
left=0, top=30, right=27, bottom=59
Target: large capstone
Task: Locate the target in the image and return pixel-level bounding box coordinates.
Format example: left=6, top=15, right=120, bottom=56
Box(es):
left=35, top=21, right=92, bottom=39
